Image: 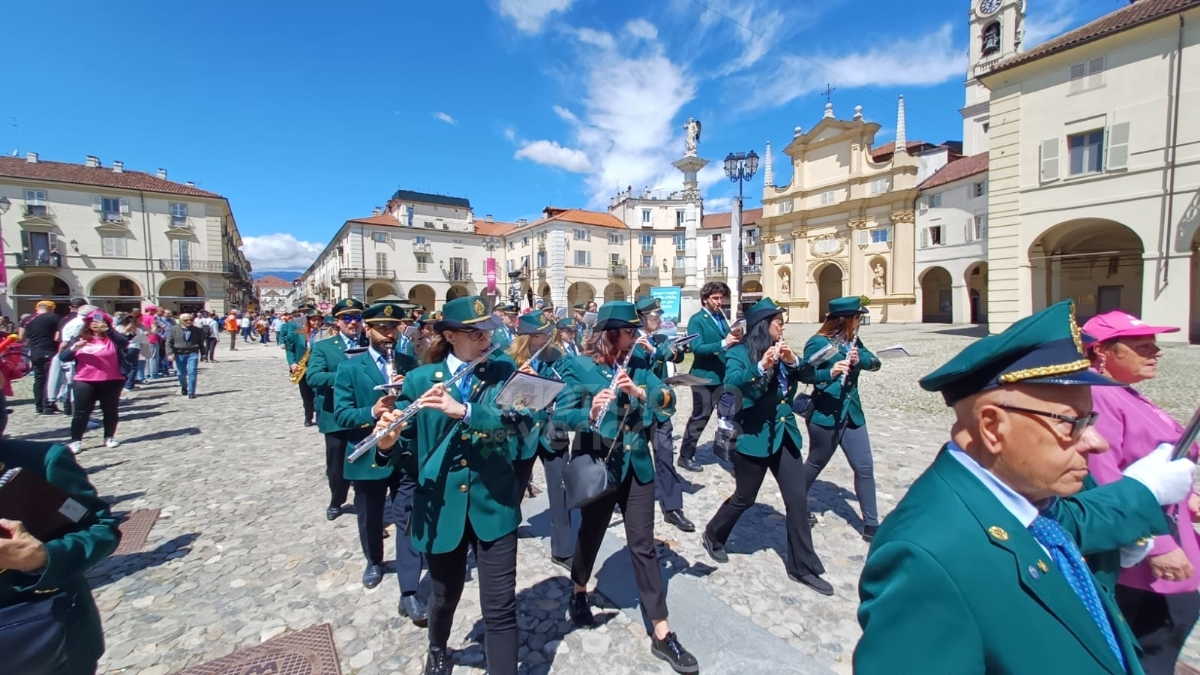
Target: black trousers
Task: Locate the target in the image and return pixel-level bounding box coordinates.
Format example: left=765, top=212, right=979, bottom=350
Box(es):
left=352, top=472, right=422, bottom=593
left=323, top=432, right=351, bottom=508
left=571, top=468, right=668, bottom=623
left=31, top=352, right=53, bottom=412
left=704, top=440, right=825, bottom=579
left=427, top=522, right=518, bottom=675
left=652, top=419, right=684, bottom=513
left=679, top=384, right=720, bottom=462
left=516, top=451, right=574, bottom=559
left=70, top=379, right=123, bottom=441
left=1115, top=585, right=1200, bottom=675
left=298, top=378, right=316, bottom=424
left=203, top=337, right=218, bottom=361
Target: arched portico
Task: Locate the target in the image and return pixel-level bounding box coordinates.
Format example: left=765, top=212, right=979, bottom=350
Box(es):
left=1029, top=219, right=1143, bottom=324
left=919, top=267, right=953, bottom=323
left=90, top=274, right=144, bottom=314
left=158, top=276, right=207, bottom=314
left=815, top=264, right=843, bottom=321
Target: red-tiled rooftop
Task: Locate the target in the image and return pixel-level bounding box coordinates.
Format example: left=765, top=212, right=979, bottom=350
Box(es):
left=255, top=276, right=293, bottom=288
left=918, top=153, right=989, bottom=190
left=702, top=208, right=763, bottom=230
left=533, top=208, right=627, bottom=230
left=870, top=141, right=932, bottom=161
left=347, top=213, right=402, bottom=227
left=474, top=219, right=520, bottom=236
left=0, top=155, right=223, bottom=198
left=988, top=0, right=1200, bottom=74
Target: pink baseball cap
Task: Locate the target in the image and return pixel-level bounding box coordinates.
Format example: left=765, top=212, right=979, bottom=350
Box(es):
left=84, top=309, right=112, bottom=324
left=1081, top=311, right=1180, bottom=345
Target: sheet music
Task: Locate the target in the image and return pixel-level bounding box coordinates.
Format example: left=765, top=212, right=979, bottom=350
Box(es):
left=876, top=344, right=912, bottom=358
left=495, top=373, right=566, bottom=412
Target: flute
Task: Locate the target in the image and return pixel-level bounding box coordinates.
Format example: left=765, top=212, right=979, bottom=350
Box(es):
left=348, top=342, right=500, bottom=462
left=590, top=346, right=637, bottom=431
left=840, top=325, right=859, bottom=385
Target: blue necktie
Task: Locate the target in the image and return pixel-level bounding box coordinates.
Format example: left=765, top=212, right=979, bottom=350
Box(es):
left=776, top=362, right=788, bottom=392
left=714, top=311, right=727, bottom=335
left=1028, top=514, right=1126, bottom=670
left=184, top=329, right=191, bottom=342
left=376, top=355, right=388, bottom=381
left=455, top=363, right=472, bottom=400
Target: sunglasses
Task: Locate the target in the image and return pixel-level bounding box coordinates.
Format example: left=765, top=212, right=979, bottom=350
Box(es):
left=998, top=404, right=1099, bottom=441
left=340, top=314, right=363, bottom=323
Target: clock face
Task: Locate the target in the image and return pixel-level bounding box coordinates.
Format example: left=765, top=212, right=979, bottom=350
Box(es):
left=979, top=0, right=1002, bottom=15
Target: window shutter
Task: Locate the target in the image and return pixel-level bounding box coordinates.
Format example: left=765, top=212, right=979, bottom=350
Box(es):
left=1040, top=138, right=1060, bottom=182
left=964, top=221, right=973, bottom=243
left=857, top=230, right=870, bottom=246
left=1106, top=122, right=1130, bottom=171
left=119, top=198, right=130, bottom=214
left=920, top=228, right=929, bottom=248
left=92, top=195, right=103, bottom=212
left=49, top=234, right=59, bottom=252
left=20, top=230, right=30, bottom=257
left=1087, top=57, right=1105, bottom=89
left=1069, top=63, right=1086, bottom=94
left=102, top=236, right=115, bottom=257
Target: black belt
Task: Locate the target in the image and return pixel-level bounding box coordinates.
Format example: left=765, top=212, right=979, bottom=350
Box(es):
left=174, top=349, right=200, bottom=354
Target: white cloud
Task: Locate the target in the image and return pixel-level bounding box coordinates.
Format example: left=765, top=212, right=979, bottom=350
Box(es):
left=515, top=140, right=592, bottom=173
left=242, top=234, right=324, bottom=272
left=625, top=19, right=658, bottom=41
left=732, top=24, right=965, bottom=112
left=694, top=0, right=791, bottom=76
left=503, top=127, right=517, bottom=142
left=498, top=0, right=573, bottom=34
left=577, top=28, right=616, bottom=49
left=434, top=111, right=457, bottom=125
left=704, top=196, right=734, bottom=213
left=1023, top=0, right=1076, bottom=48
left=552, top=105, right=579, bottom=124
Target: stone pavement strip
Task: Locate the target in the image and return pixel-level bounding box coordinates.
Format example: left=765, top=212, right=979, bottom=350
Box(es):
left=6, top=325, right=1200, bottom=674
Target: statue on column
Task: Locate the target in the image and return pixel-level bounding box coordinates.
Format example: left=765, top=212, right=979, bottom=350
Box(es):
left=780, top=271, right=791, bottom=297
left=684, top=117, right=702, bottom=156
left=872, top=263, right=886, bottom=295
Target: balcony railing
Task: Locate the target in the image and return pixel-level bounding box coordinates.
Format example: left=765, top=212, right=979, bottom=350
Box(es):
left=22, top=204, right=54, bottom=222
left=705, top=266, right=728, bottom=279
left=672, top=266, right=687, bottom=280
left=609, top=264, right=628, bottom=278
left=16, top=252, right=61, bottom=268
left=158, top=259, right=229, bottom=272
left=98, top=214, right=129, bottom=226
left=744, top=264, right=762, bottom=275
left=744, top=238, right=759, bottom=248
left=675, top=244, right=687, bottom=253
left=413, top=242, right=431, bottom=254
left=641, top=244, right=655, bottom=252
left=638, top=267, right=659, bottom=278
left=446, top=270, right=472, bottom=282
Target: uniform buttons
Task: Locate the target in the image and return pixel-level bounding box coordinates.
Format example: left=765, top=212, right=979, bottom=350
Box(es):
left=460, top=433, right=469, bottom=441
left=460, top=459, right=468, bottom=467
left=371, top=464, right=378, bottom=469
left=625, top=445, right=631, bottom=450
left=459, top=484, right=468, bottom=492
left=780, top=417, right=786, bottom=422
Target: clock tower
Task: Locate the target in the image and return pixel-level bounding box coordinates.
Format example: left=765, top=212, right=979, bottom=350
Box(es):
left=962, top=0, right=1024, bottom=155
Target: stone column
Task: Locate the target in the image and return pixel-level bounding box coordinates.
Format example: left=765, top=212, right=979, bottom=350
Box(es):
left=673, top=154, right=709, bottom=326
left=951, top=280, right=971, bottom=324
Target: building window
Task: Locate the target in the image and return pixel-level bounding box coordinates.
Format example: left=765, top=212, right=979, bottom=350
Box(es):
left=779, top=241, right=793, bottom=255
left=449, top=257, right=468, bottom=279
left=974, top=214, right=987, bottom=240
left=871, top=227, right=890, bottom=244
left=928, top=193, right=942, bottom=208
left=673, top=233, right=686, bottom=250
left=710, top=254, right=724, bottom=269
left=452, top=239, right=464, bottom=248
left=372, top=232, right=389, bottom=243
left=169, top=202, right=188, bottom=226
left=1068, top=130, right=1104, bottom=175
left=642, top=209, right=651, bottom=224
left=416, top=255, right=428, bottom=272
left=868, top=178, right=890, bottom=195
left=640, top=234, right=654, bottom=250
left=573, top=250, right=591, bottom=267
left=423, top=220, right=435, bottom=229
left=522, top=237, right=529, bottom=247
left=103, top=235, right=127, bottom=257
left=536, top=251, right=547, bottom=268
left=820, top=190, right=837, bottom=205
left=100, top=197, right=124, bottom=222
left=981, top=22, right=1001, bottom=57
left=674, top=255, right=685, bottom=268
left=414, top=235, right=427, bottom=245
left=972, top=181, right=987, bottom=198
left=573, top=228, right=589, bottom=241
left=1069, top=57, right=1106, bottom=94
left=375, top=252, right=388, bottom=273
left=929, top=226, right=943, bottom=246
left=641, top=254, right=653, bottom=268
left=508, top=240, right=515, bottom=250
left=24, top=190, right=47, bottom=217
left=610, top=253, right=621, bottom=266
left=711, top=233, right=723, bottom=248
left=676, top=210, right=685, bottom=227
left=607, top=232, right=621, bottom=244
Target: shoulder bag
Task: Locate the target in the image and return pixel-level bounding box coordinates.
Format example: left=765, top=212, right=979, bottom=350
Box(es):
left=0, top=588, right=75, bottom=675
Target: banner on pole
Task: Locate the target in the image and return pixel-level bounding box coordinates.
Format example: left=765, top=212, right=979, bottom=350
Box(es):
left=649, top=286, right=682, bottom=335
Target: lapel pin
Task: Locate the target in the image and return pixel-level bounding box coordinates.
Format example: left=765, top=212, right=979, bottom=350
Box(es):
left=435, top=372, right=443, bottom=378
left=1028, top=565, right=1040, bottom=579
left=1037, top=560, right=1049, bottom=573
left=987, top=526, right=1009, bottom=541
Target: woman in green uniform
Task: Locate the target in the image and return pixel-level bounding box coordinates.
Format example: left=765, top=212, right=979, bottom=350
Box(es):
left=555, top=301, right=699, bottom=674
left=799, top=296, right=881, bottom=542
left=374, top=295, right=527, bottom=675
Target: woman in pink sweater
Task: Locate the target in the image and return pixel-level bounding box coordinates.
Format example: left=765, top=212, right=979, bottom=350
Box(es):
left=1083, top=310, right=1199, bottom=675
left=59, top=310, right=129, bottom=454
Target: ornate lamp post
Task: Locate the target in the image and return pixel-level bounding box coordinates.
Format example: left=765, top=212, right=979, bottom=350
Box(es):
left=723, top=150, right=758, bottom=319
left=0, top=196, right=10, bottom=297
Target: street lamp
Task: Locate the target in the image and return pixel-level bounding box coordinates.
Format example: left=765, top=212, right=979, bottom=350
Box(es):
left=0, top=196, right=10, bottom=296
left=723, top=150, right=759, bottom=319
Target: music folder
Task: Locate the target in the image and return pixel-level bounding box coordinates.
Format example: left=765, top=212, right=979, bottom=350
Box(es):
left=670, top=333, right=700, bottom=348
left=0, top=468, right=90, bottom=542
left=662, top=373, right=716, bottom=388
left=495, top=373, right=566, bottom=412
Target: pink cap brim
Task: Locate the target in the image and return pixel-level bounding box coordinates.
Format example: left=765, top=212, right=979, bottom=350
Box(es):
left=1084, top=324, right=1180, bottom=345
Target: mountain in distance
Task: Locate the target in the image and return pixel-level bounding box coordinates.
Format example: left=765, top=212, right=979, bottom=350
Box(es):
left=251, top=271, right=301, bottom=282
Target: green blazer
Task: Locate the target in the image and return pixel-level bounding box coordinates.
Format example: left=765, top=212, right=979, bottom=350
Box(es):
left=635, top=334, right=685, bottom=424
left=856, top=448, right=1169, bottom=675
left=686, top=309, right=730, bottom=385
left=554, top=354, right=674, bottom=485
left=284, top=329, right=313, bottom=367
left=490, top=325, right=514, bottom=351
left=278, top=320, right=295, bottom=344
left=799, top=334, right=880, bottom=428
left=0, top=441, right=121, bottom=673
left=334, top=351, right=395, bottom=482
left=389, top=355, right=529, bottom=554
left=722, top=345, right=806, bottom=458
left=306, top=333, right=352, bottom=434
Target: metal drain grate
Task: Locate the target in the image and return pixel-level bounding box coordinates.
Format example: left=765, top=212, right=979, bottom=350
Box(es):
left=112, top=508, right=160, bottom=556
left=177, top=623, right=343, bottom=675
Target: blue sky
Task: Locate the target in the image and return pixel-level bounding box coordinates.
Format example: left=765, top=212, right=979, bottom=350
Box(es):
left=7, top=0, right=1113, bottom=270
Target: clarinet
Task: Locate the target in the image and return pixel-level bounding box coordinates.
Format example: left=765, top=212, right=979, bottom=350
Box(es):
left=590, top=346, right=637, bottom=432
left=348, top=342, right=500, bottom=462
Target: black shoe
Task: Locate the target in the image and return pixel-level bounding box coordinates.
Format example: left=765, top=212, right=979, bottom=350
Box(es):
left=188, top=393, right=196, bottom=399
left=677, top=456, right=702, bottom=473
left=789, top=572, right=834, bottom=596
left=46, top=405, right=62, bottom=415
left=664, top=510, right=695, bottom=533
left=326, top=506, right=342, bottom=521
left=702, top=531, right=728, bottom=564
left=181, top=387, right=187, bottom=396
left=304, top=420, right=315, bottom=427
left=362, top=564, right=383, bottom=589
left=862, top=525, right=879, bottom=543
left=651, top=632, right=700, bottom=673
left=399, top=594, right=428, bottom=627
left=807, top=513, right=817, bottom=528
left=570, top=591, right=595, bottom=627
left=424, top=645, right=452, bottom=675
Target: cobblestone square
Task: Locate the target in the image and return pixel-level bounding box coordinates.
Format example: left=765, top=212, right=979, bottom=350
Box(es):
left=8, top=324, right=1199, bottom=674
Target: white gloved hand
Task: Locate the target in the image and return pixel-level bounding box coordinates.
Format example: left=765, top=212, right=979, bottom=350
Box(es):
left=1124, top=442, right=1197, bottom=506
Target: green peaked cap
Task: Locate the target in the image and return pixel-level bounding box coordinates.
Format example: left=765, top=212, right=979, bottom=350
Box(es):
left=746, top=297, right=785, bottom=329
left=517, top=312, right=556, bottom=335
left=594, top=301, right=641, bottom=331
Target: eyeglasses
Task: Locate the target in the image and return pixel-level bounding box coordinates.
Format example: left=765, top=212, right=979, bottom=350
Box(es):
left=997, top=404, right=1099, bottom=441
left=340, top=314, right=363, bottom=323
left=455, top=329, right=489, bottom=341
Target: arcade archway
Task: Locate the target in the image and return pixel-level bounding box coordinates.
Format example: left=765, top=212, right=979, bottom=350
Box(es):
left=815, top=264, right=843, bottom=320
left=920, top=267, right=953, bottom=323
left=1030, top=219, right=1143, bottom=323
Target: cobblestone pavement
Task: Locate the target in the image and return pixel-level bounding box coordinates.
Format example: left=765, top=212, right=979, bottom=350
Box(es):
left=7, top=325, right=1200, bottom=674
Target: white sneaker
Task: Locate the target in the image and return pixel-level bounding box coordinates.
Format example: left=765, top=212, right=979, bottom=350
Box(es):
left=68, top=441, right=83, bottom=454
left=104, top=437, right=120, bottom=449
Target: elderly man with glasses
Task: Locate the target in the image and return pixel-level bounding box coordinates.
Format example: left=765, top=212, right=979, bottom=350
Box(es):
left=167, top=313, right=206, bottom=399
left=855, top=300, right=1197, bottom=675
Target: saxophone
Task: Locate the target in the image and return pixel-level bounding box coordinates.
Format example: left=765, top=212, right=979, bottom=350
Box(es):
left=290, top=329, right=315, bottom=384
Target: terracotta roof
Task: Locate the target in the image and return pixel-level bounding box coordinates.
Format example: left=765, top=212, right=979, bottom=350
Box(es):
left=702, top=208, right=763, bottom=230
left=918, top=152, right=989, bottom=190
left=869, top=141, right=932, bottom=161
left=347, top=213, right=402, bottom=227
left=534, top=208, right=627, bottom=230
left=989, top=0, right=1200, bottom=74
left=0, top=156, right=223, bottom=198
left=255, top=276, right=293, bottom=288
left=473, top=219, right=520, bottom=236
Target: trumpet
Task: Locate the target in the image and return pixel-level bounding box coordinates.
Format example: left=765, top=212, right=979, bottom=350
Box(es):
left=590, top=345, right=637, bottom=432
left=348, top=342, right=500, bottom=462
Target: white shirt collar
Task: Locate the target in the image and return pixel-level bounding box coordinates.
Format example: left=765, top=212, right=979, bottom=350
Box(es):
left=368, top=346, right=387, bottom=364
left=946, top=441, right=1041, bottom=527
left=446, top=351, right=466, bottom=373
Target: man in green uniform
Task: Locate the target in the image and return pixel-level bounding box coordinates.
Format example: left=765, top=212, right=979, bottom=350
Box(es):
left=490, top=303, right=517, bottom=350
left=678, top=282, right=739, bottom=472
left=557, top=317, right=582, bottom=358
left=855, top=300, right=1196, bottom=674
left=333, top=301, right=426, bottom=625
left=304, top=298, right=363, bottom=521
